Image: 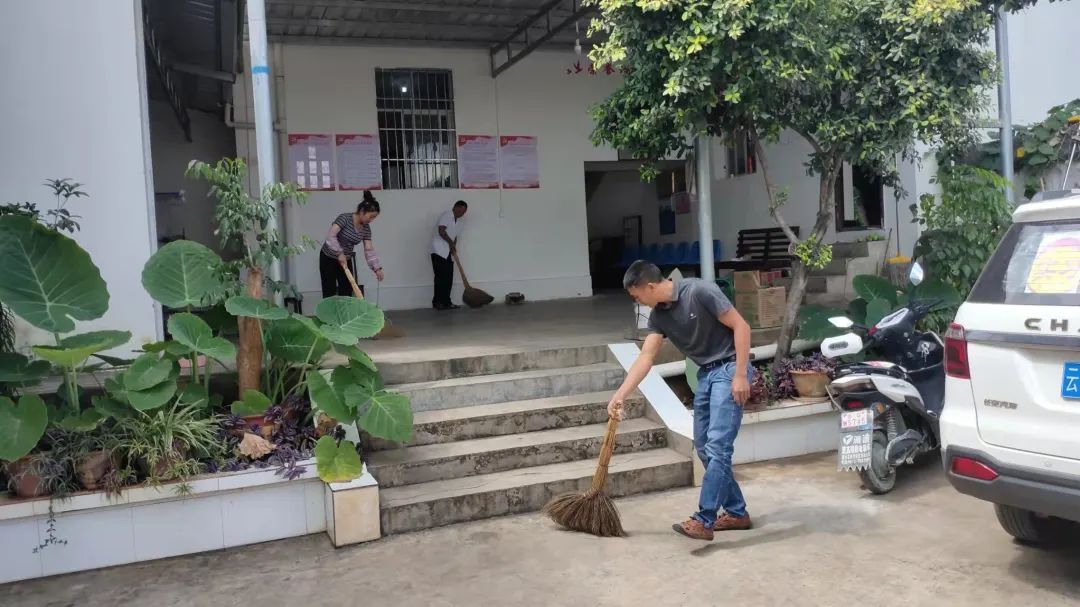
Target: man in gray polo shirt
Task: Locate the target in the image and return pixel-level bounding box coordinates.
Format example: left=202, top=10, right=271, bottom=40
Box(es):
left=609, top=260, right=752, bottom=540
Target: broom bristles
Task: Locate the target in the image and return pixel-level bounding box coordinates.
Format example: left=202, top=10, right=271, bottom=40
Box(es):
left=463, top=287, right=494, bottom=308
left=542, top=489, right=625, bottom=537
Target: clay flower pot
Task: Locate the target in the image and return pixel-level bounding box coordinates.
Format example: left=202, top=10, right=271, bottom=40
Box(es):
left=5, top=456, right=48, bottom=499
left=790, top=370, right=830, bottom=398
left=77, top=450, right=115, bottom=491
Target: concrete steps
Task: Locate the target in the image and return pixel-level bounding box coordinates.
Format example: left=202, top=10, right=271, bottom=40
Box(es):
left=379, top=449, right=691, bottom=535
left=367, top=417, right=667, bottom=489
left=370, top=346, right=692, bottom=535
left=393, top=363, right=626, bottom=412
left=378, top=345, right=611, bottom=385
left=364, top=392, right=646, bottom=451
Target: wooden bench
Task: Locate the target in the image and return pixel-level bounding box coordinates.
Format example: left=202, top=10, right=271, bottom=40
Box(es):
left=713, top=226, right=799, bottom=272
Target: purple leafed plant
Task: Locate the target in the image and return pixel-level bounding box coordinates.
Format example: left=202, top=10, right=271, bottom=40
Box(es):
left=216, top=396, right=316, bottom=479
left=766, top=354, right=836, bottom=402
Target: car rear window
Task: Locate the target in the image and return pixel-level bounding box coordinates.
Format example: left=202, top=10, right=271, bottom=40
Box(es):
left=968, top=219, right=1080, bottom=306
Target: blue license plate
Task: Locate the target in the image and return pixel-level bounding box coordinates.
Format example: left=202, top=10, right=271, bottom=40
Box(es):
left=1063, top=362, right=1080, bottom=400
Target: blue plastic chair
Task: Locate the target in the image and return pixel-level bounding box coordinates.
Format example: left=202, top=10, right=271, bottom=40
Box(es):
left=657, top=243, right=676, bottom=266
left=688, top=241, right=701, bottom=265
left=673, top=242, right=690, bottom=265
left=713, top=240, right=723, bottom=261
left=643, top=243, right=660, bottom=264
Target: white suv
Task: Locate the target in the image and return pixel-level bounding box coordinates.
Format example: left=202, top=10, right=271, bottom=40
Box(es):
left=940, top=190, right=1080, bottom=544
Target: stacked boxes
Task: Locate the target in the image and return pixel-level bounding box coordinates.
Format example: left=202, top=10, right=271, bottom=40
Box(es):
left=732, top=271, right=787, bottom=329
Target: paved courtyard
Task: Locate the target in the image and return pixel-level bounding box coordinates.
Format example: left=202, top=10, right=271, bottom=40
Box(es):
left=4, top=453, right=1080, bottom=607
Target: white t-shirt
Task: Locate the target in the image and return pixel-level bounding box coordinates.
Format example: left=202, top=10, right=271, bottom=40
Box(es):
left=431, top=210, right=464, bottom=259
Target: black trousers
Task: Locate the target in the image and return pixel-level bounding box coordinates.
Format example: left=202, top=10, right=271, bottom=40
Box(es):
left=431, top=253, right=454, bottom=307
left=320, top=253, right=363, bottom=298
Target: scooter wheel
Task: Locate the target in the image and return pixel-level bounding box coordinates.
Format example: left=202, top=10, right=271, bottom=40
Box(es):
left=859, top=431, right=897, bottom=494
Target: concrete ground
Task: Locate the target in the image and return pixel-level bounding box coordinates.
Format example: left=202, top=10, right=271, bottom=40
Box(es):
left=5, top=454, right=1080, bottom=607
left=360, top=293, right=635, bottom=364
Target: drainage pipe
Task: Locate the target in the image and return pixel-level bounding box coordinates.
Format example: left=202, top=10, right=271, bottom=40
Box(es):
left=245, top=0, right=282, bottom=284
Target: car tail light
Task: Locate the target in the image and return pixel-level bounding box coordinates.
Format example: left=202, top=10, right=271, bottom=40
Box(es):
left=950, top=456, right=998, bottom=481
left=944, top=323, right=970, bottom=379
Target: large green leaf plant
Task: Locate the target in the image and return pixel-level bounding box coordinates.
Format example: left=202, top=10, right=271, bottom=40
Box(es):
left=799, top=275, right=962, bottom=341
left=0, top=214, right=132, bottom=461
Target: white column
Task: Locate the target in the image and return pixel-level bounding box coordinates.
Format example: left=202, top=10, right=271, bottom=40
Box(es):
left=695, top=135, right=715, bottom=282
left=995, top=8, right=1015, bottom=206
left=246, top=0, right=282, bottom=283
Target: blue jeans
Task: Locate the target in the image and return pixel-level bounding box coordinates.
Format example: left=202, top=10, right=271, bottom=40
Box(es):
left=692, top=362, right=750, bottom=527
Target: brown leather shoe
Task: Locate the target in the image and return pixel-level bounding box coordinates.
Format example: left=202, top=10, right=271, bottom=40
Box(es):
left=714, top=513, right=752, bottom=531
left=672, top=518, right=714, bottom=541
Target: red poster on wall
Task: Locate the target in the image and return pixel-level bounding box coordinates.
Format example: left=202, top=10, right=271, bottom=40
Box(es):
left=335, top=134, right=383, bottom=191
left=457, top=135, right=499, bottom=189
left=499, top=135, right=540, bottom=189
left=287, top=133, right=335, bottom=191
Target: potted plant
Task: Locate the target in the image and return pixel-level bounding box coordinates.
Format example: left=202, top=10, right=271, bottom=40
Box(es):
left=111, top=402, right=223, bottom=485
left=786, top=355, right=835, bottom=399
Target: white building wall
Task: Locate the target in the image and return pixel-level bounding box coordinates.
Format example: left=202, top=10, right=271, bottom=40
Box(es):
left=706, top=133, right=920, bottom=259
left=0, top=0, right=161, bottom=348
left=1006, top=1, right=1080, bottom=125
left=233, top=46, right=622, bottom=311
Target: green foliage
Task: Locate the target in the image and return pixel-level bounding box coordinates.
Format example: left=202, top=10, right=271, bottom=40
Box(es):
left=141, top=240, right=224, bottom=309
left=266, top=316, right=331, bottom=364
left=111, top=403, right=223, bottom=484
left=0, top=394, right=49, bottom=461
left=185, top=158, right=307, bottom=298
left=231, top=389, right=272, bottom=417
left=588, top=0, right=1002, bottom=357
left=793, top=235, right=833, bottom=271
left=912, top=165, right=1013, bottom=324
left=800, top=276, right=962, bottom=340
left=225, top=295, right=290, bottom=321
left=31, top=331, right=131, bottom=369
left=972, top=99, right=1080, bottom=198
left=167, top=313, right=237, bottom=362
left=308, top=364, right=412, bottom=483
left=0, top=215, right=109, bottom=333
left=314, top=436, right=362, bottom=483
left=315, top=297, right=385, bottom=344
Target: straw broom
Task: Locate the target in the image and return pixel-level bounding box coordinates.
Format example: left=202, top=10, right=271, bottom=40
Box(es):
left=542, top=411, right=625, bottom=537
left=451, top=250, right=494, bottom=308
left=339, top=259, right=405, bottom=339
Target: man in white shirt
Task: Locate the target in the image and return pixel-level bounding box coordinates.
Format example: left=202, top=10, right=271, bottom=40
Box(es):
left=431, top=200, right=468, bottom=310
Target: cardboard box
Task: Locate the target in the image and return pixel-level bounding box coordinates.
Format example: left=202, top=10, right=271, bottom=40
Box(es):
left=733, top=271, right=763, bottom=292
left=733, top=270, right=785, bottom=292
left=735, top=287, right=786, bottom=328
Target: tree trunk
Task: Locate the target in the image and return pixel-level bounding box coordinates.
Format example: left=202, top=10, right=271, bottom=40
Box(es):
left=237, top=267, right=264, bottom=394
left=771, top=161, right=840, bottom=368
left=772, top=261, right=809, bottom=373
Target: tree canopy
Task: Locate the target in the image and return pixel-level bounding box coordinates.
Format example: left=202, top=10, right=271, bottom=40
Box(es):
left=587, top=0, right=1059, bottom=358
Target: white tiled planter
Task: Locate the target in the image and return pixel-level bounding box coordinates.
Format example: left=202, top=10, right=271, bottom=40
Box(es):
left=0, top=460, right=379, bottom=584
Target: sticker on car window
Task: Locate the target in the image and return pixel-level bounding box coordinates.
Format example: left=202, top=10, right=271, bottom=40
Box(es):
left=1024, top=230, right=1080, bottom=295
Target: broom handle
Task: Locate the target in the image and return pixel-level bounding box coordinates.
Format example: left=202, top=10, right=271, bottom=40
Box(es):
left=451, top=250, right=472, bottom=289
left=339, top=258, right=365, bottom=300
left=589, top=415, right=621, bottom=492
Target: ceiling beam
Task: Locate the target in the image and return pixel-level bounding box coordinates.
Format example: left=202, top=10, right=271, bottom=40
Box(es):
left=268, top=16, right=519, bottom=34
left=490, top=0, right=596, bottom=77
left=267, top=34, right=495, bottom=48
left=266, top=0, right=539, bottom=17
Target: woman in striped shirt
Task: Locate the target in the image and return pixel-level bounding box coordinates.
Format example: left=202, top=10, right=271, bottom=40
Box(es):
left=320, top=191, right=384, bottom=298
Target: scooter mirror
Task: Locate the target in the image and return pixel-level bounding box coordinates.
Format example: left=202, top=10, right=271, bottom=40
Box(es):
left=828, top=316, right=854, bottom=329
left=909, top=262, right=925, bottom=286
left=820, top=333, right=863, bottom=358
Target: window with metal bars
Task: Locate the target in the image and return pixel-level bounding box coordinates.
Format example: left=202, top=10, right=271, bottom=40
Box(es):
left=725, top=130, right=757, bottom=177
left=375, top=68, right=459, bottom=189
